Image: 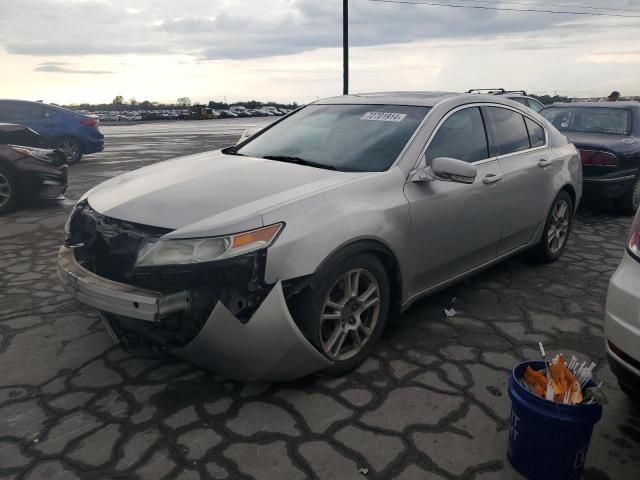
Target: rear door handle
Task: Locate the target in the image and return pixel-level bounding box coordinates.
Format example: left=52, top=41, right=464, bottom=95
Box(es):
left=483, top=173, right=504, bottom=185
left=538, top=159, right=552, bottom=168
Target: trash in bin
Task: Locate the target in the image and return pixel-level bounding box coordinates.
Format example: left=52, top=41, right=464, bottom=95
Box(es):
left=507, top=351, right=603, bottom=480
left=519, top=353, right=600, bottom=405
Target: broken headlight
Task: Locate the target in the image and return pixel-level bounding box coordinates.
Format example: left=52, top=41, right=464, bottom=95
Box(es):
left=134, top=223, right=283, bottom=267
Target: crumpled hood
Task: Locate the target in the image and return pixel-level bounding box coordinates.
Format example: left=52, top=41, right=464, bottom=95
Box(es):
left=87, top=150, right=356, bottom=234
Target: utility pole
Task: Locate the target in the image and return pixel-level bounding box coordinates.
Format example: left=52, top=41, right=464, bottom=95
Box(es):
left=343, top=0, right=349, bottom=95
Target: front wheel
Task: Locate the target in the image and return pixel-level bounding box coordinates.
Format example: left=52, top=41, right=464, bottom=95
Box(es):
left=293, top=253, right=390, bottom=376
left=531, top=190, right=573, bottom=263
left=56, top=137, right=83, bottom=164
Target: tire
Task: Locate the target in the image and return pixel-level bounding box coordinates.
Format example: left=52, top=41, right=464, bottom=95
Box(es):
left=615, top=176, right=640, bottom=216
left=55, top=137, right=84, bottom=164
left=531, top=190, right=573, bottom=263
left=0, top=166, right=18, bottom=215
left=293, top=253, right=390, bottom=377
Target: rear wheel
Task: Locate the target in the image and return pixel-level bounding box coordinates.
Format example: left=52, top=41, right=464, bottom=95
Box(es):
left=616, top=176, right=640, bottom=216
left=56, top=137, right=83, bottom=164
left=294, top=253, right=390, bottom=376
left=0, top=166, right=18, bottom=215
left=532, top=190, right=573, bottom=263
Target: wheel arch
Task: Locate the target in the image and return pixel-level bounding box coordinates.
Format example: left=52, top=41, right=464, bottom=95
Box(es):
left=560, top=183, right=577, bottom=211
left=308, top=238, right=404, bottom=318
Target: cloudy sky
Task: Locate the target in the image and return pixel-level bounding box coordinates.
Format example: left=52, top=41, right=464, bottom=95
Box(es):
left=1, top=0, right=639, bottom=104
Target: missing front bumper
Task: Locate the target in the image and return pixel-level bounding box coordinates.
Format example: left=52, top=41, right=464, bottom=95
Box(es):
left=58, top=245, right=332, bottom=382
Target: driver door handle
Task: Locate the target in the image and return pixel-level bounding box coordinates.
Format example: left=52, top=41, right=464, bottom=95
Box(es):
left=483, top=173, right=504, bottom=185
left=538, top=159, right=552, bottom=168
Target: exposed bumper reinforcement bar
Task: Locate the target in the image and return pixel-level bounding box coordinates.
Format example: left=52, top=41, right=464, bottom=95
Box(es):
left=57, top=246, right=189, bottom=322
left=58, top=245, right=332, bottom=382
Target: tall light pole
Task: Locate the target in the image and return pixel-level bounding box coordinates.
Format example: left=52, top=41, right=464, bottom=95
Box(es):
left=343, top=0, right=349, bottom=95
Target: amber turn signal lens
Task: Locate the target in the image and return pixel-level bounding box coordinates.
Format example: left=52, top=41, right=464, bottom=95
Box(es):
left=232, top=223, right=282, bottom=249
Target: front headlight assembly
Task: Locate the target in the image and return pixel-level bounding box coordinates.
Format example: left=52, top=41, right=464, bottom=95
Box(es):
left=134, top=223, right=284, bottom=267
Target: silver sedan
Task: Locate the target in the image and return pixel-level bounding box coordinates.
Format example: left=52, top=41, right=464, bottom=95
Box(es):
left=58, top=92, right=582, bottom=382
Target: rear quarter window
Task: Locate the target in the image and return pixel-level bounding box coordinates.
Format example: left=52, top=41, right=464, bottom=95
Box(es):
left=525, top=118, right=545, bottom=148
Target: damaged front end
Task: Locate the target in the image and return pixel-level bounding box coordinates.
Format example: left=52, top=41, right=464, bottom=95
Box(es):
left=59, top=202, right=331, bottom=382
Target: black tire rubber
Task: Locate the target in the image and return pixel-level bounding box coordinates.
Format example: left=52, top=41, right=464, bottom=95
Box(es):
left=531, top=190, right=573, bottom=263
left=615, top=176, right=640, bottom=216
left=0, top=165, right=18, bottom=215
left=55, top=137, right=84, bottom=164
left=292, top=252, right=390, bottom=377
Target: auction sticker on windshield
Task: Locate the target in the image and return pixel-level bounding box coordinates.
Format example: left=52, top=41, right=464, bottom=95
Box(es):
left=361, top=112, right=407, bottom=122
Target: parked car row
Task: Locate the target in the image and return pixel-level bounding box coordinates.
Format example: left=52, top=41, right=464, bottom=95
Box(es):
left=90, top=106, right=294, bottom=122
left=91, top=110, right=191, bottom=122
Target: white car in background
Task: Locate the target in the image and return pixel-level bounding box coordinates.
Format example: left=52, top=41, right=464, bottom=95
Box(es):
left=605, top=207, right=640, bottom=400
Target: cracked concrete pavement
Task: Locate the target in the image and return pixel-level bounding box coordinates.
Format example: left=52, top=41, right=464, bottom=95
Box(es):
left=1, top=118, right=639, bottom=479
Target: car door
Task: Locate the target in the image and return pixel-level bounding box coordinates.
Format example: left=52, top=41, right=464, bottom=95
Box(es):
left=485, top=106, right=556, bottom=255
left=403, top=105, right=506, bottom=295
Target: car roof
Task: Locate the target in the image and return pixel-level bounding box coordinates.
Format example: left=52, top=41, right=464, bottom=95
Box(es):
left=546, top=101, right=640, bottom=109
left=0, top=99, right=81, bottom=115
left=315, top=91, right=517, bottom=107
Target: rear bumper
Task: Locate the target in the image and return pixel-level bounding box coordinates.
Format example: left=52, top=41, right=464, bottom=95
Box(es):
left=57, top=245, right=332, bottom=381
left=583, top=171, right=637, bottom=200
left=82, top=138, right=104, bottom=154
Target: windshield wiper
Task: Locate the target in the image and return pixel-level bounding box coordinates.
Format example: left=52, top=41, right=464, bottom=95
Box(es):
left=262, top=155, right=337, bottom=171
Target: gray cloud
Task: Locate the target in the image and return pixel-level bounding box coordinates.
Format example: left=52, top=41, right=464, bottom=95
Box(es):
left=34, top=62, right=114, bottom=74
left=0, top=0, right=637, bottom=60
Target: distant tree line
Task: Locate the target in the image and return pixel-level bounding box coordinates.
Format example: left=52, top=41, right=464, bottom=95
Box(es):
left=63, top=96, right=299, bottom=112
left=529, top=94, right=572, bottom=105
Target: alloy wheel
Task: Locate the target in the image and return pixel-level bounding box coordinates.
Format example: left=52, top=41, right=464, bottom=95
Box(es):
left=547, top=199, right=570, bottom=254
left=59, top=140, right=81, bottom=163
left=320, top=268, right=381, bottom=361
left=0, top=173, right=12, bottom=208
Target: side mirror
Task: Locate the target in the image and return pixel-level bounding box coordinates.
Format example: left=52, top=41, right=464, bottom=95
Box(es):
left=429, top=156, right=477, bottom=184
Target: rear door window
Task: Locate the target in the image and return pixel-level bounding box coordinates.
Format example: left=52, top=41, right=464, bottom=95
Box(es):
left=488, top=107, right=531, bottom=155
left=426, top=107, right=489, bottom=163
left=525, top=118, right=545, bottom=148
left=4, top=102, right=45, bottom=120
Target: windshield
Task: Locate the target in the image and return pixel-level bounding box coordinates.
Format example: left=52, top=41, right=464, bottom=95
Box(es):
left=234, top=104, right=430, bottom=172
left=541, top=107, right=631, bottom=135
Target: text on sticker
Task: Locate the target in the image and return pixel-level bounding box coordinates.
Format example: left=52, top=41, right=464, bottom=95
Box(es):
left=361, top=112, right=407, bottom=122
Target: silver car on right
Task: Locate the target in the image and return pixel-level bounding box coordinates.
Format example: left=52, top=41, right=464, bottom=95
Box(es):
left=605, top=207, right=640, bottom=400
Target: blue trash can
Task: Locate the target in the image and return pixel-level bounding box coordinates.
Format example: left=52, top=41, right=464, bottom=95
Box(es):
left=508, top=361, right=603, bottom=480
